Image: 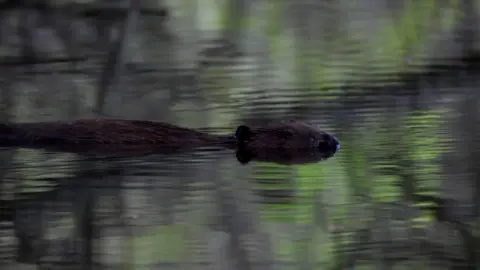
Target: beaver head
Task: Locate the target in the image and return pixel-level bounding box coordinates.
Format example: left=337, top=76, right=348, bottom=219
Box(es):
left=234, top=120, right=340, bottom=165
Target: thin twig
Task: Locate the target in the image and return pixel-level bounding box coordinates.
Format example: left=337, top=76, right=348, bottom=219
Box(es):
left=94, top=0, right=140, bottom=115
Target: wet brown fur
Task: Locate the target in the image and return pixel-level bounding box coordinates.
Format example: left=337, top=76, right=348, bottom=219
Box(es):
left=0, top=118, right=338, bottom=164
left=235, top=120, right=337, bottom=164
left=0, top=119, right=235, bottom=156
left=240, top=120, right=330, bottom=149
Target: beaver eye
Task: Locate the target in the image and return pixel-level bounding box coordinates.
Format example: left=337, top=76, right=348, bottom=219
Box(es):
left=318, top=141, right=330, bottom=152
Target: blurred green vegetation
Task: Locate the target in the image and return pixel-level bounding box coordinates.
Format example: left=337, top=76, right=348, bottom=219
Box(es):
left=253, top=109, right=445, bottom=225
left=6, top=0, right=470, bottom=267
left=199, top=0, right=462, bottom=106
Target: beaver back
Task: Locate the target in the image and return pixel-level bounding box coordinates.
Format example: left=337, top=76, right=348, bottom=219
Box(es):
left=5, top=119, right=225, bottom=148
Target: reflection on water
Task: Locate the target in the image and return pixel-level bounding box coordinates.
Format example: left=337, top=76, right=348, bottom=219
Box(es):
left=0, top=109, right=477, bottom=270
left=0, top=12, right=479, bottom=270
left=0, top=140, right=341, bottom=269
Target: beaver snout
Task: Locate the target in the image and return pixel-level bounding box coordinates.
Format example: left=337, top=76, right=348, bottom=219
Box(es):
left=318, top=133, right=340, bottom=158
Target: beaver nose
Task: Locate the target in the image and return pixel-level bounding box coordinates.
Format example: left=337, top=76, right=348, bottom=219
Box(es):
left=318, top=134, right=340, bottom=157
left=331, top=136, right=340, bottom=154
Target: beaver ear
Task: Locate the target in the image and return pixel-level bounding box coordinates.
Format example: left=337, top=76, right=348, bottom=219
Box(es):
left=235, top=125, right=251, bottom=142
left=235, top=149, right=252, bottom=165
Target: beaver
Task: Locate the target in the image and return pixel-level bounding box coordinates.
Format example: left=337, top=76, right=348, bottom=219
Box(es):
left=0, top=118, right=340, bottom=164
left=0, top=119, right=235, bottom=156
left=234, top=120, right=340, bottom=164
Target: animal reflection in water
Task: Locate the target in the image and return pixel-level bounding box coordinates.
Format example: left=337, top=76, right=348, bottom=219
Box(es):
left=0, top=119, right=340, bottom=165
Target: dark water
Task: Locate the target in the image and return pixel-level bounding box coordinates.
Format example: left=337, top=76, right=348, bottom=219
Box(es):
left=0, top=78, right=478, bottom=269
left=0, top=142, right=339, bottom=270
left=1, top=2, right=479, bottom=269
left=0, top=99, right=477, bottom=270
